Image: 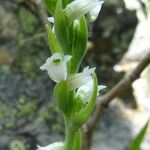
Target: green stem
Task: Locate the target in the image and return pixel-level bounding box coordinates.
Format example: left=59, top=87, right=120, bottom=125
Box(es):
left=65, top=131, right=76, bottom=150
left=65, top=120, right=76, bottom=150
left=73, top=129, right=82, bottom=150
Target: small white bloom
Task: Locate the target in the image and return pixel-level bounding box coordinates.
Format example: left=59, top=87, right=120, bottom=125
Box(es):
left=47, top=17, right=55, bottom=33
left=77, top=80, right=106, bottom=102
left=68, top=67, right=95, bottom=91
left=89, top=1, right=104, bottom=21
left=65, top=0, right=104, bottom=22
left=40, top=53, right=72, bottom=82
left=48, top=17, right=54, bottom=24
left=98, top=85, right=107, bottom=92
left=37, top=141, right=64, bottom=150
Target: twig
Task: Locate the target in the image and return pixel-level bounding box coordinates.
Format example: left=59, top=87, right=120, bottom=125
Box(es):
left=82, top=51, right=150, bottom=150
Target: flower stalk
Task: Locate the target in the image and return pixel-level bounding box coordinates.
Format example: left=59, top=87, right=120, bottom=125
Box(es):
left=38, top=0, right=105, bottom=149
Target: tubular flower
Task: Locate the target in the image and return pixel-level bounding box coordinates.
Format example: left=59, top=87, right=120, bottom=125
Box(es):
left=67, top=67, right=95, bottom=91
left=37, top=142, right=64, bottom=150
left=76, top=79, right=106, bottom=103
left=65, top=0, right=104, bottom=22
left=40, top=53, right=71, bottom=82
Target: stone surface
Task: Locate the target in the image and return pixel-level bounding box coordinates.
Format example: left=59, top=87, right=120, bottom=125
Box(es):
left=92, top=100, right=150, bottom=150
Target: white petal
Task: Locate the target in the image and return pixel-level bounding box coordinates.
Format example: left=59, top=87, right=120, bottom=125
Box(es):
left=47, top=17, right=55, bottom=33
left=37, top=141, right=64, bottom=150
left=40, top=53, right=72, bottom=82
left=98, top=85, right=106, bottom=92
left=47, top=17, right=54, bottom=24
left=68, top=67, right=95, bottom=91
left=89, top=1, right=104, bottom=21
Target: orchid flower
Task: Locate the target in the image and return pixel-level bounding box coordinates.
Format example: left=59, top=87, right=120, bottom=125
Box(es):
left=47, top=17, right=55, bottom=33
left=67, top=67, right=95, bottom=91
left=37, top=142, right=64, bottom=150
left=65, top=0, right=104, bottom=22
left=40, top=53, right=71, bottom=82
left=48, top=17, right=54, bottom=24
left=76, top=79, right=106, bottom=103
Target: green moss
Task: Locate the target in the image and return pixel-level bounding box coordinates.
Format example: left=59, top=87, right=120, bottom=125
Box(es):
left=17, top=97, right=37, bottom=117
left=0, top=102, right=16, bottom=128
left=38, top=102, right=64, bottom=133
left=9, top=139, right=26, bottom=150
left=18, top=7, right=38, bottom=34
left=0, top=97, right=37, bottom=129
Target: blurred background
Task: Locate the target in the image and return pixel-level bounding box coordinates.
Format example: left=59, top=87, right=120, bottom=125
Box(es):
left=0, top=0, right=149, bottom=150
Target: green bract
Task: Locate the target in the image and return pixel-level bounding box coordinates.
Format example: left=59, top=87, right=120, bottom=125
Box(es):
left=70, top=17, right=88, bottom=73
left=55, top=0, right=72, bottom=53
left=46, top=24, right=63, bottom=54
left=43, top=0, right=57, bottom=15
left=54, top=80, right=76, bottom=119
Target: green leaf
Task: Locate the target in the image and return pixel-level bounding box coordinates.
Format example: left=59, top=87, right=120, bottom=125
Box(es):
left=54, top=0, right=71, bottom=53
left=128, top=120, right=149, bottom=150
left=70, top=17, right=88, bottom=73
left=62, top=0, right=73, bottom=8
left=46, top=24, right=63, bottom=54
left=70, top=73, right=98, bottom=130
left=43, top=0, right=57, bottom=15
left=54, top=81, right=74, bottom=118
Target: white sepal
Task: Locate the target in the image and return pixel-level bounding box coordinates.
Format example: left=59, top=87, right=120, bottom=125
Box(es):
left=37, top=141, right=64, bottom=150
left=40, top=53, right=72, bottom=82
left=89, top=1, right=104, bottom=21
left=68, top=67, right=95, bottom=91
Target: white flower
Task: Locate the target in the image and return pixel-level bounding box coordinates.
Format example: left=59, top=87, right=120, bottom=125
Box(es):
left=67, top=67, right=95, bottom=91
left=88, top=1, right=104, bottom=21
left=76, top=79, right=106, bottom=102
left=65, top=0, right=104, bottom=22
left=48, top=17, right=54, bottom=24
left=37, top=141, right=64, bottom=150
left=40, top=53, right=72, bottom=82
left=47, top=17, right=55, bottom=33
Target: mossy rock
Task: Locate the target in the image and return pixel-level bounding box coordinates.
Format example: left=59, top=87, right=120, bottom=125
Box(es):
left=18, top=7, right=38, bottom=34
